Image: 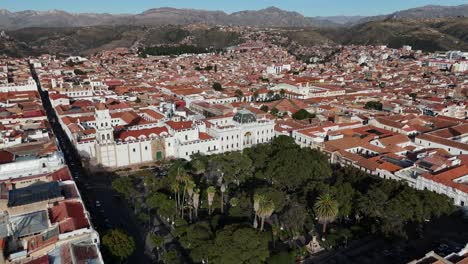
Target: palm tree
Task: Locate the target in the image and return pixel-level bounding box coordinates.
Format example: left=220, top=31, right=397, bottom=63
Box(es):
left=258, top=199, right=275, bottom=232
left=186, top=180, right=196, bottom=198
left=193, top=188, right=200, bottom=219
left=186, top=180, right=196, bottom=221
left=207, top=186, right=216, bottom=215
left=171, top=182, right=179, bottom=212
left=179, top=173, right=190, bottom=218
left=314, top=193, right=339, bottom=235
left=220, top=184, right=226, bottom=214
left=253, top=193, right=265, bottom=229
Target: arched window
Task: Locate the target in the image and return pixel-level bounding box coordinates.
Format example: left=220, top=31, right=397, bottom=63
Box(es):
left=102, top=134, right=105, bottom=140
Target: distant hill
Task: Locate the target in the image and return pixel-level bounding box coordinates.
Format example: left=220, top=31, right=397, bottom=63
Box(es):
left=229, top=7, right=311, bottom=27
left=0, top=32, right=39, bottom=57
left=310, top=16, right=366, bottom=26
left=0, top=9, right=119, bottom=29
left=130, top=7, right=229, bottom=26
left=0, top=7, right=315, bottom=29
left=356, top=4, right=468, bottom=24
left=390, top=4, right=468, bottom=19
left=0, top=4, right=466, bottom=29
left=1, top=5, right=468, bottom=57
left=1, top=25, right=242, bottom=56
left=311, top=18, right=468, bottom=52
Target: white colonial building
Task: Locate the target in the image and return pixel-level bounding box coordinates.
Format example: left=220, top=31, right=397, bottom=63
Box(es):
left=206, top=109, right=276, bottom=152
left=73, top=107, right=276, bottom=168
left=0, top=77, right=37, bottom=93
left=0, top=146, right=65, bottom=180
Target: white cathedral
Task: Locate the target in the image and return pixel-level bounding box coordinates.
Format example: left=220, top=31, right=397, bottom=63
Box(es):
left=73, top=106, right=275, bottom=168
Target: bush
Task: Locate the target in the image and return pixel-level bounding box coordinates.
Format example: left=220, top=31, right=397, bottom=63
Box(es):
left=212, top=82, right=223, bottom=91
left=73, top=69, right=86, bottom=75
left=364, top=101, right=383, bottom=111
left=292, top=109, right=315, bottom=120
left=102, top=229, right=135, bottom=261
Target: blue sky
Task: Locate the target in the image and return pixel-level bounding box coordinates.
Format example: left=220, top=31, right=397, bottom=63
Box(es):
left=1, top=0, right=467, bottom=16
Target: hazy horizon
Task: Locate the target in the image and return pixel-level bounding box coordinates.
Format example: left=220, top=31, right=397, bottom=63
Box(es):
left=1, top=0, right=467, bottom=17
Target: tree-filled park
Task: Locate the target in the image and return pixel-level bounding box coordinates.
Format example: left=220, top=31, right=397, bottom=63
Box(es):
left=109, top=136, right=455, bottom=263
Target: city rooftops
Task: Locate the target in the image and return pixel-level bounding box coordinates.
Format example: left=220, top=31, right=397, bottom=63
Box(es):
left=8, top=182, right=62, bottom=207
left=9, top=210, right=49, bottom=238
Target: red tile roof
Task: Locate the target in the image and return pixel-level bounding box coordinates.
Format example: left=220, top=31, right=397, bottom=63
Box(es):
left=166, top=121, right=193, bottom=131
left=49, top=201, right=90, bottom=234
left=0, top=150, right=14, bottom=164
left=199, top=132, right=213, bottom=140
left=422, top=165, right=468, bottom=194
left=116, top=127, right=168, bottom=141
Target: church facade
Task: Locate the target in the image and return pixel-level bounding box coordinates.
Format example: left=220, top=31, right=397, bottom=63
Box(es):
left=72, top=106, right=276, bottom=169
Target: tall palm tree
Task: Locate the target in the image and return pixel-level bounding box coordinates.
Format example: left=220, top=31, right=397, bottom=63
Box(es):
left=186, top=180, right=196, bottom=221
left=179, top=173, right=190, bottom=218
left=171, top=182, right=179, bottom=212
left=253, top=193, right=265, bottom=229
left=314, top=193, right=339, bottom=235
left=186, top=180, right=196, bottom=199
left=220, top=184, right=226, bottom=214
left=207, top=186, right=216, bottom=215
left=193, top=188, right=200, bottom=219
left=258, top=199, right=275, bottom=232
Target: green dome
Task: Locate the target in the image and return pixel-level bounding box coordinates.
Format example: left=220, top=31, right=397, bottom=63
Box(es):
left=233, top=109, right=256, bottom=124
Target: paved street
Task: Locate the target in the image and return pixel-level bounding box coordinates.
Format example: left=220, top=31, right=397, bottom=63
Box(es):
left=29, top=64, right=153, bottom=263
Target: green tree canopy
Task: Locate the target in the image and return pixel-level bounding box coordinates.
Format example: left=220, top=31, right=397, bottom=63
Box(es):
left=292, top=109, right=315, bottom=120
left=213, top=82, right=223, bottom=91
left=149, top=233, right=164, bottom=249
left=214, top=152, right=253, bottom=186
left=112, top=177, right=137, bottom=198
left=162, top=249, right=182, bottom=264
left=102, top=229, right=135, bottom=261
left=189, top=153, right=208, bottom=175
left=73, top=69, right=86, bottom=75
left=364, top=101, right=383, bottom=111
left=210, top=225, right=270, bottom=264
left=267, top=251, right=295, bottom=264
left=179, top=221, right=215, bottom=263
left=270, top=107, right=279, bottom=116
left=264, top=139, right=332, bottom=191
left=279, top=202, right=309, bottom=236
left=314, top=193, right=339, bottom=234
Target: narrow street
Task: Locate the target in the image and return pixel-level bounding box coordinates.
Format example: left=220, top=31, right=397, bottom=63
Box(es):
left=29, top=64, right=152, bottom=263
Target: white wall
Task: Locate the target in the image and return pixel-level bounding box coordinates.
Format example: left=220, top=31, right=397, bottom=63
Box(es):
left=0, top=152, right=65, bottom=180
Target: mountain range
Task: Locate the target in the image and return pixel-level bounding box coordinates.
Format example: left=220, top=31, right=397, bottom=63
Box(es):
left=0, top=4, right=467, bottom=29
left=0, top=4, right=468, bottom=57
